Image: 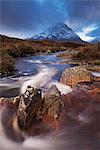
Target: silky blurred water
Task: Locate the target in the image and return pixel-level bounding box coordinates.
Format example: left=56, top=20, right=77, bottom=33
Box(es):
left=0, top=52, right=100, bottom=150
left=0, top=105, right=99, bottom=150
left=0, top=52, right=73, bottom=97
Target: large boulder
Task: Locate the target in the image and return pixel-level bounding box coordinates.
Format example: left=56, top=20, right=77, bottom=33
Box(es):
left=60, top=66, right=91, bottom=87
left=41, top=85, right=64, bottom=129
left=0, top=83, right=100, bottom=149
left=17, top=86, right=42, bottom=130
left=0, top=82, right=100, bottom=144
left=0, top=85, right=64, bottom=138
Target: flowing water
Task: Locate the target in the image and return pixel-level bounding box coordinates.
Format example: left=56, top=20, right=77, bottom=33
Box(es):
left=0, top=52, right=73, bottom=97
left=0, top=52, right=100, bottom=150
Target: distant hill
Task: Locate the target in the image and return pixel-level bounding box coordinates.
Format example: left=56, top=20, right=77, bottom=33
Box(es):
left=91, top=37, right=100, bottom=44
left=0, top=34, right=84, bottom=53
left=32, top=23, right=85, bottom=44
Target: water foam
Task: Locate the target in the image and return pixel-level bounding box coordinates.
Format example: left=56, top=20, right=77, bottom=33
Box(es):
left=0, top=108, right=20, bottom=150
left=23, top=137, right=53, bottom=150
left=92, top=72, right=100, bottom=77
left=23, top=59, right=43, bottom=64
left=48, top=81, right=72, bottom=95
left=21, top=65, right=57, bottom=93
left=0, top=108, right=56, bottom=150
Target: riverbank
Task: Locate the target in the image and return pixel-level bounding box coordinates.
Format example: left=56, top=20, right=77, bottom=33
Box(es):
left=0, top=34, right=84, bottom=77
left=57, top=42, right=100, bottom=72
left=0, top=52, right=73, bottom=98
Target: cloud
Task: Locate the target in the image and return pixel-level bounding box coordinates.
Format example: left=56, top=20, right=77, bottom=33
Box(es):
left=77, top=24, right=98, bottom=42
left=0, top=0, right=100, bottom=38
left=0, top=0, right=67, bottom=32
left=65, top=0, right=100, bottom=30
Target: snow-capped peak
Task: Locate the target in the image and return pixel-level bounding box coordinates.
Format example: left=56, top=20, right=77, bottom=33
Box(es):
left=32, top=23, right=83, bottom=43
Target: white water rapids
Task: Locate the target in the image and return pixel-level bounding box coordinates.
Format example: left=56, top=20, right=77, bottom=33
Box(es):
left=0, top=53, right=99, bottom=150
left=0, top=53, right=73, bottom=150
left=0, top=53, right=73, bottom=97
left=21, top=64, right=72, bottom=95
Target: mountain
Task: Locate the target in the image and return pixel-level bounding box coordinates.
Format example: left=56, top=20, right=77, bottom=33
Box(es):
left=91, top=37, right=100, bottom=44
left=32, top=23, right=84, bottom=43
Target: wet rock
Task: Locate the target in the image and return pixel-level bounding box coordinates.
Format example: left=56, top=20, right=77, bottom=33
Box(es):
left=60, top=66, right=91, bottom=87
left=42, top=85, right=63, bottom=117
left=42, top=85, right=64, bottom=129
left=0, top=85, right=64, bottom=134
left=17, top=86, right=42, bottom=130
left=0, top=86, right=52, bottom=140
left=0, top=82, right=100, bottom=140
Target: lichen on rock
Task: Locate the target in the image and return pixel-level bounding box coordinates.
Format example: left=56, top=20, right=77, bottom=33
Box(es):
left=60, top=66, right=91, bottom=87
left=17, top=86, right=42, bottom=130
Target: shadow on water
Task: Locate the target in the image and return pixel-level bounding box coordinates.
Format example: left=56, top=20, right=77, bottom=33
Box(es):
left=0, top=87, right=20, bottom=98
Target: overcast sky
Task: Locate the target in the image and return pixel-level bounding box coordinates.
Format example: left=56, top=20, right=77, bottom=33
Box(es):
left=0, top=0, right=100, bottom=41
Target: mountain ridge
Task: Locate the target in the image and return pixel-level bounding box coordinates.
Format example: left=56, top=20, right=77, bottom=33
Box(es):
left=32, top=23, right=85, bottom=43
left=91, top=37, right=100, bottom=44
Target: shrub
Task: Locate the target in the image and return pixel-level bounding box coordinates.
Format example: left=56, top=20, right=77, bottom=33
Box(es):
left=47, top=49, right=52, bottom=54
left=0, top=52, right=15, bottom=77
left=74, top=43, right=100, bottom=61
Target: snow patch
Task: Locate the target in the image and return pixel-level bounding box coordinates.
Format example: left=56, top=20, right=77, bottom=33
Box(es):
left=32, top=23, right=82, bottom=42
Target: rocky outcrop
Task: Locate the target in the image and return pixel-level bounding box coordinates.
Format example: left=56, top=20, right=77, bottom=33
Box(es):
left=41, top=85, right=64, bottom=129
left=0, top=82, right=100, bottom=142
left=60, top=66, right=92, bottom=86
left=16, top=86, right=42, bottom=130
left=32, top=23, right=83, bottom=43
left=0, top=85, right=64, bottom=135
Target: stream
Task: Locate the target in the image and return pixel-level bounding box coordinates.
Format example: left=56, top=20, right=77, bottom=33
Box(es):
left=0, top=52, right=99, bottom=150
left=0, top=52, right=73, bottom=97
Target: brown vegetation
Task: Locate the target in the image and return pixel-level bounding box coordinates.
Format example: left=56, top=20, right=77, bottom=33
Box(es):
left=57, top=42, right=100, bottom=70
left=74, top=42, right=100, bottom=61
left=0, top=51, right=15, bottom=77
left=0, top=34, right=84, bottom=77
